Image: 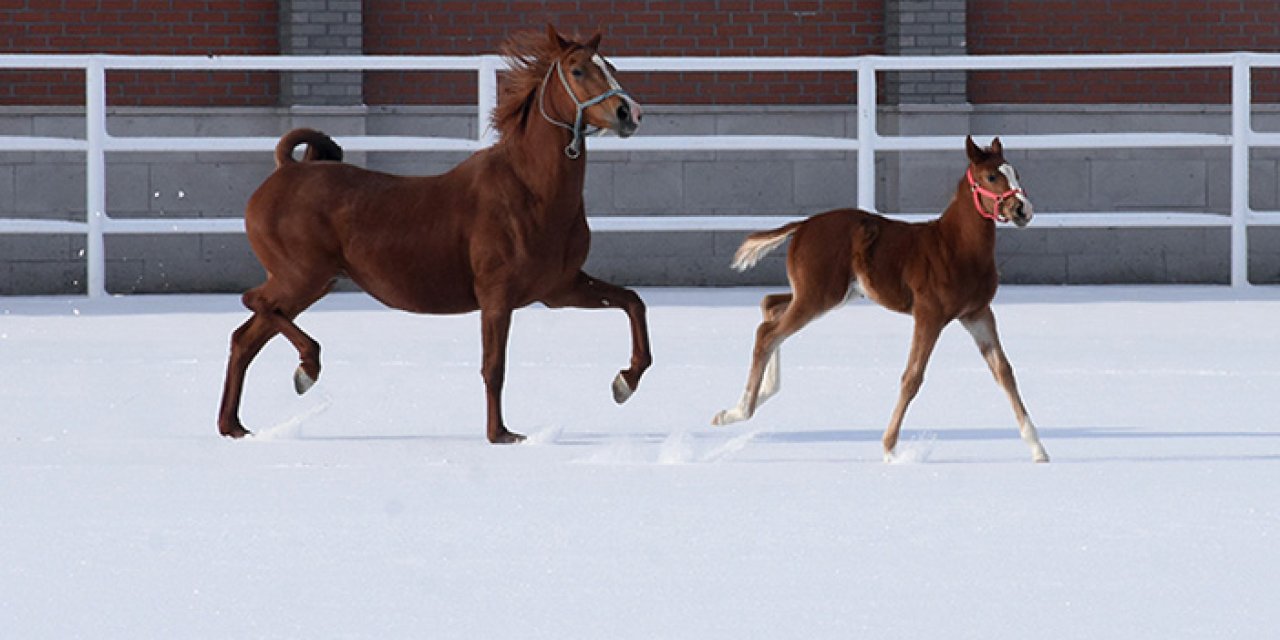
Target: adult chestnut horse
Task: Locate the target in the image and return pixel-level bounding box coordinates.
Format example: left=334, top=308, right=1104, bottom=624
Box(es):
left=217, top=27, right=649, bottom=443
left=712, top=137, right=1050, bottom=463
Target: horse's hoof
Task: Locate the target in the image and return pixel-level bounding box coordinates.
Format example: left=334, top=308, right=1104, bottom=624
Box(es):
left=611, top=373, right=635, bottom=404
left=1033, top=449, right=1050, bottom=463
left=293, top=366, right=316, bottom=395
left=220, top=424, right=251, bottom=439
left=711, top=410, right=735, bottom=426
left=489, top=430, right=527, bottom=444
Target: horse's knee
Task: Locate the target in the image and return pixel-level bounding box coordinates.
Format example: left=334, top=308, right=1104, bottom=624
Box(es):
left=900, top=368, right=925, bottom=398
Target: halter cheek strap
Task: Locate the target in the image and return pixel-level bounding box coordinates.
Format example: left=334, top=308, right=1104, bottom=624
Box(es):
left=966, top=167, right=1024, bottom=222
left=538, top=54, right=631, bottom=159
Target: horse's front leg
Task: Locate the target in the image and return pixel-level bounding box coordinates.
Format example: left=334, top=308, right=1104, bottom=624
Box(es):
left=882, top=311, right=946, bottom=461
left=479, top=306, right=524, bottom=444
left=541, top=271, right=653, bottom=404
left=961, top=305, right=1049, bottom=463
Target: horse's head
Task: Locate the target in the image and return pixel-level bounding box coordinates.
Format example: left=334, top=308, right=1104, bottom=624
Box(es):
left=541, top=26, right=642, bottom=156
left=965, top=136, right=1033, bottom=227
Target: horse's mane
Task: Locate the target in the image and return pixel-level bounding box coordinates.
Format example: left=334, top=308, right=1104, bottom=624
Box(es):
left=492, top=30, right=575, bottom=138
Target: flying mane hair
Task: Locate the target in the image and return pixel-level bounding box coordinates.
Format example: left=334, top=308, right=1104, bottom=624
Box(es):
left=492, top=29, right=577, bottom=138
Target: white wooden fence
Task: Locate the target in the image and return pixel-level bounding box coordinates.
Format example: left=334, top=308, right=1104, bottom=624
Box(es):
left=2, top=52, right=1280, bottom=294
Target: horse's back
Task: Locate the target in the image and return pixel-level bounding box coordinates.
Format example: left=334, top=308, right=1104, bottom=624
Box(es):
left=245, top=161, right=483, bottom=313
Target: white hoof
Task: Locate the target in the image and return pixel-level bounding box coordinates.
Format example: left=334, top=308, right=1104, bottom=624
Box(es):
left=293, top=367, right=316, bottom=396
left=711, top=409, right=743, bottom=426
left=1032, top=447, right=1050, bottom=463
left=611, top=373, right=634, bottom=404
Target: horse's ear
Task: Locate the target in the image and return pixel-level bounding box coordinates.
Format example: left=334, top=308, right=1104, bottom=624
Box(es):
left=585, top=32, right=603, bottom=51
left=546, top=24, right=570, bottom=50
left=989, top=137, right=1003, bottom=156
left=965, top=135, right=985, bottom=163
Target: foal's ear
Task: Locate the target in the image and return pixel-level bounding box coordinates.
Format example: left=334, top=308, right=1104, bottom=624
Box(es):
left=965, top=135, right=986, bottom=163
left=546, top=24, right=571, bottom=50
left=989, top=137, right=1004, bottom=156
left=585, top=32, right=603, bottom=51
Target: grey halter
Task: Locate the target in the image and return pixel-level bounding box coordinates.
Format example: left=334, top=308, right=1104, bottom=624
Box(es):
left=538, top=53, right=630, bottom=159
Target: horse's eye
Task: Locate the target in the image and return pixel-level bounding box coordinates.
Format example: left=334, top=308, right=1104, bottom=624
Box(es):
left=571, top=67, right=584, bottom=78
left=987, top=174, right=998, bottom=182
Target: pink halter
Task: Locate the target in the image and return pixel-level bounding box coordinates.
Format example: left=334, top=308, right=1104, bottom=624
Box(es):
left=966, top=167, right=1024, bottom=222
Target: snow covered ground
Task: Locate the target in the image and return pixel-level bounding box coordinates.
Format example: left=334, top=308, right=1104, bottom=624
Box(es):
left=1, top=285, right=1277, bottom=639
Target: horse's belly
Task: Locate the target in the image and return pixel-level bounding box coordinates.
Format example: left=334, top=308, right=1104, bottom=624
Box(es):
left=345, top=259, right=478, bottom=315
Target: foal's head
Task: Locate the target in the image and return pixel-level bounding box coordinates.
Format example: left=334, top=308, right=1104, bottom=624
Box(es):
left=965, top=136, right=1033, bottom=228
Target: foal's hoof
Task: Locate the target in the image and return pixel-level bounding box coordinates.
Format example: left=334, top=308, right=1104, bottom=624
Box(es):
left=711, top=410, right=739, bottom=427
left=293, top=366, right=316, bottom=395
left=488, top=430, right=527, bottom=445
left=1033, top=449, right=1051, bottom=463
left=611, top=372, right=635, bottom=404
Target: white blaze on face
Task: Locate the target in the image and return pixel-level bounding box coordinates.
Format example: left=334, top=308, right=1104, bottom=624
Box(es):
left=590, top=54, right=622, bottom=91
left=998, top=163, right=1033, bottom=215
left=591, top=53, right=642, bottom=123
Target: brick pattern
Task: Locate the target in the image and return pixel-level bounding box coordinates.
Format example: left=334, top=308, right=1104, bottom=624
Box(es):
left=281, top=0, right=363, bottom=105
left=884, top=0, right=966, bottom=104
left=362, top=0, right=883, bottom=106
left=968, top=0, right=1280, bottom=103
left=0, top=0, right=279, bottom=106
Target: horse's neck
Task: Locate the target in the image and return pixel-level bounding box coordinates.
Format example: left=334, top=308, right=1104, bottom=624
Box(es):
left=500, top=118, right=588, bottom=210
left=937, top=182, right=997, bottom=255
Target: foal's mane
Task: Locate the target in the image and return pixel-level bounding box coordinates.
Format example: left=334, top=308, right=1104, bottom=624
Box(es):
left=493, top=30, right=576, bottom=138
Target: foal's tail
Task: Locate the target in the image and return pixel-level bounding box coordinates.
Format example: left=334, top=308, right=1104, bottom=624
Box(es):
left=274, top=128, right=344, bottom=168
left=731, top=221, right=803, bottom=272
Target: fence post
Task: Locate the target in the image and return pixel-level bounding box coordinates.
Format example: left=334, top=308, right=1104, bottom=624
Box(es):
left=1230, top=54, right=1250, bottom=288
left=85, top=57, right=107, bottom=298
left=856, top=58, right=877, bottom=212
left=477, top=55, right=499, bottom=147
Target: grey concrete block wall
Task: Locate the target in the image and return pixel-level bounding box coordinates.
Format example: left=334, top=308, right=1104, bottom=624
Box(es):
left=5, top=103, right=1280, bottom=294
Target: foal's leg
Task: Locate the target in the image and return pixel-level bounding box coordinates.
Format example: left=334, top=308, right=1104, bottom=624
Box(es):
left=756, top=293, right=793, bottom=405
left=882, top=310, right=946, bottom=461
left=712, top=295, right=824, bottom=426
left=540, top=272, right=653, bottom=404
left=478, top=305, right=524, bottom=444
left=961, top=305, right=1050, bottom=463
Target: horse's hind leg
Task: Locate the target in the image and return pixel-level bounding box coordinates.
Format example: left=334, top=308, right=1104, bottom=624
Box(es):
left=712, top=294, right=822, bottom=426
left=243, top=280, right=333, bottom=395
left=216, top=277, right=332, bottom=437
left=756, top=293, right=792, bottom=404
left=540, top=272, right=652, bottom=404
left=218, top=313, right=278, bottom=438
left=961, top=305, right=1049, bottom=463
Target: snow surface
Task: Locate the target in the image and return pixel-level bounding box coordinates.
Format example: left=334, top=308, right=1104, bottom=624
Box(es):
left=1, top=286, right=1278, bottom=639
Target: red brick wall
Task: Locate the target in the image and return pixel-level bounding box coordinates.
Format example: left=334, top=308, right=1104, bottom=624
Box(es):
left=6, top=0, right=1280, bottom=107
left=0, top=0, right=279, bottom=106
left=362, top=0, right=883, bottom=106
left=968, top=0, right=1280, bottom=104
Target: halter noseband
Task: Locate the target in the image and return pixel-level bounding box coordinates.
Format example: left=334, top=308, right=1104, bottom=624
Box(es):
left=966, top=166, right=1024, bottom=222
left=538, top=53, right=630, bottom=159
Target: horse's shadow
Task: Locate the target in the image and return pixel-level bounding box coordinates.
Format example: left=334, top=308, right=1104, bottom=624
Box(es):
left=757, top=426, right=1280, bottom=464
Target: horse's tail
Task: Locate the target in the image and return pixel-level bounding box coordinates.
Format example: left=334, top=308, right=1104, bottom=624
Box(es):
left=274, top=128, right=344, bottom=168
left=731, top=221, right=803, bottom=272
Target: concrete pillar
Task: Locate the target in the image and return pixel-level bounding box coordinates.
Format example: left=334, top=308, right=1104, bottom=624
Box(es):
left=279, top=0, right=363, bottom=106
left=884, top=0, right=968, bottom=104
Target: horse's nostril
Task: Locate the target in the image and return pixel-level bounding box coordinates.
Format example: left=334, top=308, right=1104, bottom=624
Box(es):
left=617, top=103, right=631, bottom=122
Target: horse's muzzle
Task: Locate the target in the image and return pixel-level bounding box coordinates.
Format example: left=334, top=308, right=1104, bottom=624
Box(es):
left=615, top=96, right=642, bottom=138
left=1010, top=199, right=1033, bottom=228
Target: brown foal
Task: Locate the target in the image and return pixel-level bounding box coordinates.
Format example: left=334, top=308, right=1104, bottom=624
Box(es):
left=713, top=137, right=1050, bottom=463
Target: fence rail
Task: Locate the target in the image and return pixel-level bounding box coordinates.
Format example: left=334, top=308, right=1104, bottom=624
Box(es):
left=3, top=51, right=1280, bottom=294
